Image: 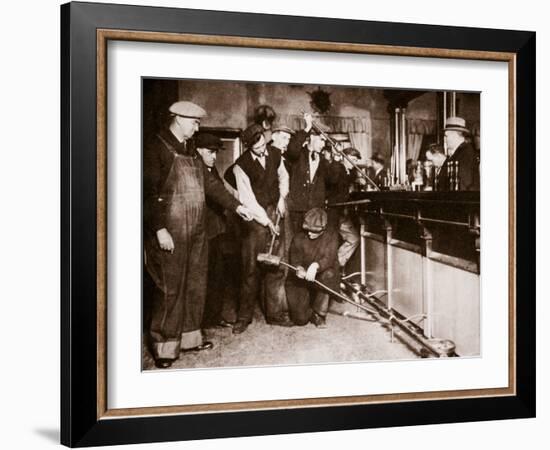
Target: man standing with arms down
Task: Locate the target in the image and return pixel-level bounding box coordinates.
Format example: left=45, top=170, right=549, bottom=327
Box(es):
left=143, top=101, right=252, bottom=369
left=439, top=116, right=479, bottom=191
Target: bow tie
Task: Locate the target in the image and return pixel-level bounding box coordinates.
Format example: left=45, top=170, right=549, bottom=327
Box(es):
left=310, top=152, right=318, bottom=161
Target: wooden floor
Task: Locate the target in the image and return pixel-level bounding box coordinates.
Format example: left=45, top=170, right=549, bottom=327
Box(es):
left=142, top=301, right=420, bottom=371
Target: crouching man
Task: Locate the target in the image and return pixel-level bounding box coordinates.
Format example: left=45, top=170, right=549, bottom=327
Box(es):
left=285, top=208, right=340, bottom=328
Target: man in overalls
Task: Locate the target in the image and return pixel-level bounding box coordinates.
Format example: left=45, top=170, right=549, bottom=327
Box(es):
left=143, top=101, right=252, bottom=369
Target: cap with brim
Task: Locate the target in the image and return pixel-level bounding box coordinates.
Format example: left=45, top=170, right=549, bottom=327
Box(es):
left=195, top=133, right=223, bottom=151
left=302, top=207, right=328, bottom=232
left=444, top=116, right=470, bottom=134
left=169, top=101, right=207, bottom=119
left=271, top=125, right=295, bottom=135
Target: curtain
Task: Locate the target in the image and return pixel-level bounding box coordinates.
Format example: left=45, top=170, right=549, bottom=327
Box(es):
left=406, top=118, right=436, bottom=161
left=348, top=132, right=371, bottom=160
left=407, top=133, right=424, bottom=161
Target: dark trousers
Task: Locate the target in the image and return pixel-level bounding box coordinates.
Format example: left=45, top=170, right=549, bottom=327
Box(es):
left=145, top=229, right=208, bottom=359
left=289, top=211, right=305, bottom=236
left=202, top=234, right=240, bottom=326
left=285, top=268, right=338, bottom=326
left=239, top=209, right=288, bottom=323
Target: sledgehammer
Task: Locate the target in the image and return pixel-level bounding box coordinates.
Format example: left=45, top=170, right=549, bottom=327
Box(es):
left=256, top=253, right=378, bottom=316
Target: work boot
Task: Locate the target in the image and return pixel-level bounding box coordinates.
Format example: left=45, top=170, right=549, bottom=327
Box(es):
left=217, top=319, right=235, bottom=328
left=310, top=312, right=327, bottom=329
left=232, top=320, right=250, bottom=335
left=181, top=341, right=214, bottom=353
left=266, top=313, right=294, bottom=327
left=154, top=358, right=175, bottom=369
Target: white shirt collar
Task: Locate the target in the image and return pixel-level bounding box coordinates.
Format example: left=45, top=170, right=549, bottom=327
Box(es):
left=251, top=149, right=268, bottom=160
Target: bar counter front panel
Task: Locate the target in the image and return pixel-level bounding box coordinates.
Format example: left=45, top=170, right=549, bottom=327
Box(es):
left=343, top=191, right=480, bottom=356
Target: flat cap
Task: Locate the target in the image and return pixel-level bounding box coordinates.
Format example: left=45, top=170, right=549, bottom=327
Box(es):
left=195, top=133, right=223, bottom=151
left=241, top=124, right=265, bottom=148
left=303, top=207, right=328, bottom=233
left=271, top=125, right=295, bottom=135
left=169, top=101, right=207, bottom=119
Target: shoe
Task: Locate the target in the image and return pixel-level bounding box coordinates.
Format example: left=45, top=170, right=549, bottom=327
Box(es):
left=232, top=320, right=250, bottom=335
left=310, top=312, right=327, bottom=329
left=181, top=341, right=214, bottom=353
left=266, top=316, right=294, bottom=327
left=154, top=358, right=175, bottom=369
left=203, top=319, right=235, bottom=329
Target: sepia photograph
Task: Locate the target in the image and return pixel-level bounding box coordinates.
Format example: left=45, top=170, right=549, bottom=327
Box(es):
left=56, top=0, right=536, bottom=446
left=141, top=77, right=481, bottom=371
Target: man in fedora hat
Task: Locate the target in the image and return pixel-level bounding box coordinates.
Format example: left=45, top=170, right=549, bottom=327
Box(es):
left=143, top=101, right=252, bottom=369
left=438, top=116, right=480, bottom=191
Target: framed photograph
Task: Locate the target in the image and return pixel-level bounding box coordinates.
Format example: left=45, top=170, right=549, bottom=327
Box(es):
left=61, top=1, right=535, bottom=447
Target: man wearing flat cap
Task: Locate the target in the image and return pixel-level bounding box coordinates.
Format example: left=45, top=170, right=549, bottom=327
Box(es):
left=224, top=124, right=292, bottom=334
left=270, top=125, right=294, bottom=156
left=285, top=207, right=340, bottom=328
left=438, top=116, right=480, bottom=191
left=143, top=101, right=252, bottom=369
left=264, top=124, right=296, bottom=319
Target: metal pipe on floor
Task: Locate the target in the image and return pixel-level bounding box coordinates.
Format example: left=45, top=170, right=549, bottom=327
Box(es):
left=342, top=280, right=455, bottom=358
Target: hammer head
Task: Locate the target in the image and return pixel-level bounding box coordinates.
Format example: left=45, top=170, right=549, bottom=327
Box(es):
left=257, top=253, right=282, bottom=266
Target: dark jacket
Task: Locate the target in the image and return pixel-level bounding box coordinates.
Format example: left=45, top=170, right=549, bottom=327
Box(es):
left=437, top=141, right=479, bottom=191
left=269, top=143, right=291, bottom=175
left=289, top=229, right=339, bottom=273
left=327, top=162, right=355, bottom=205
left=285, top=130, right=336, bottom=212
left=143, top=128, right=240, bottom=235
left=202, top=163, right=228, bottom=240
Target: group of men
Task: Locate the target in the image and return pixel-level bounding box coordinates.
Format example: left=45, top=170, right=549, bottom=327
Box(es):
left=142, top=98, right=480, bottom=369
left=143, top=101, right=368, bottom=369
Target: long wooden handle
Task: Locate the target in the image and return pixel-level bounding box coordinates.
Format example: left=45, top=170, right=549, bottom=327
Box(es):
left=267, top=212, right=282, bottom=255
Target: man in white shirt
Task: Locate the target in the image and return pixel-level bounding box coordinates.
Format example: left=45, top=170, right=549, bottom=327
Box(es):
left=226, top=124, right=293, bottom=334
